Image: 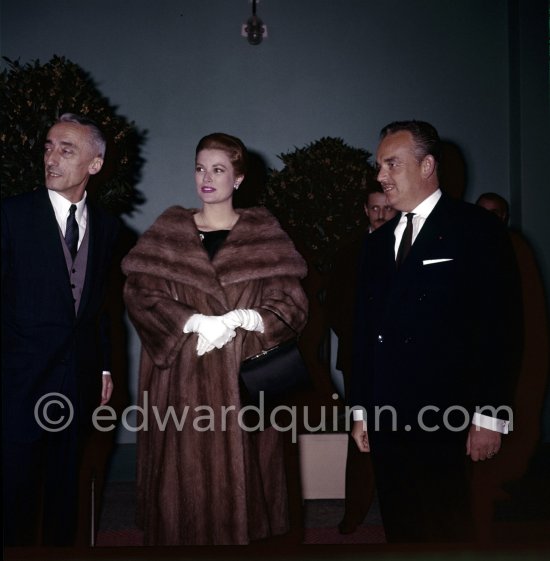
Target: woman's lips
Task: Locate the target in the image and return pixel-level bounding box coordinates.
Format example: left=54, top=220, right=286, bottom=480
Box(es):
left=201, top=186, right=215, bottom=193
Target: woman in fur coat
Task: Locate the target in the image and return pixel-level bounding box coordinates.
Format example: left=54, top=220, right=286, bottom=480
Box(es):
left=122, top=133, right=308, bottom=545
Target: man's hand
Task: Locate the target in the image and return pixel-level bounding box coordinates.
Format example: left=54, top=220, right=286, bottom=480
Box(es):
left=101, top=374, right=113, bottom=405
left=352, top=420, right=370, bottom=452
left=466, top=424, right=501, bottom=461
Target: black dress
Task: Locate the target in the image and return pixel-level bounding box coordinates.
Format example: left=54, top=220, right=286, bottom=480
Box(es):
left=199, top=230, right=229, bottom=260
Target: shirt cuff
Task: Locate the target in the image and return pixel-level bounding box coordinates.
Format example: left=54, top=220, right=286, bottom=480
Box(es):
left=102, top=371, right=112, bottom=376
left=352, top=408, right=366, bottom=422
left=472, top=412, right=510, bottom=434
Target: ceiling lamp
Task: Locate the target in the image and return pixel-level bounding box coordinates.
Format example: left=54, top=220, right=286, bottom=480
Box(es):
left=242, top=0, right=267, bottom=45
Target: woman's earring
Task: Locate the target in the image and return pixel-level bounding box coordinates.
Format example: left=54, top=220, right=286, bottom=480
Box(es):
left=234, top=182, right=240, bottom=190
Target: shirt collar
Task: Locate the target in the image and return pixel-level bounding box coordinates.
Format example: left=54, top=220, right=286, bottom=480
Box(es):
left=48, top=189, right=87, bottom=223
left=406, top=188, right=442, bottom=220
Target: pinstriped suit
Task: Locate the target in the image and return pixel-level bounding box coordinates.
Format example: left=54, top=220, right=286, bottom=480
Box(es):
left=2, top=186, right=119, bottom=545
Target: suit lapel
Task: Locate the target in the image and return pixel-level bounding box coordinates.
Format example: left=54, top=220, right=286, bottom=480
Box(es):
left=33, top=188, right=76, bottom=313
left=377, top=213, right=401, bottom=275
left=394, top=195, right=452, bottom=277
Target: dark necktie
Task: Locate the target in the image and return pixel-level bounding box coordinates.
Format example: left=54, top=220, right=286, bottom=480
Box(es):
left=65, top=204, right=79, bottom=260
left=396, top=212, right=415, bottom=268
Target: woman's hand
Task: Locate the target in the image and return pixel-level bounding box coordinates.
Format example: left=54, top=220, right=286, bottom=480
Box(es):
left=222, top=309, right=264, bottom=332
left=184, top=314, right=236, bottom=355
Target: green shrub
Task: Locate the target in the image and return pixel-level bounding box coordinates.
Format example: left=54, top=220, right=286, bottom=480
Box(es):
left=261, top=137, right=376, bottom=271
left=1, top=55, right=145, bottom=215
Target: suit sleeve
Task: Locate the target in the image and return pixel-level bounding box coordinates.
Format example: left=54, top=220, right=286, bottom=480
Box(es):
left=349, top=236, right=370, bottom=409
left=98, top=217, right=121, bottom=373
left=469, top=214, right=523, bottom=418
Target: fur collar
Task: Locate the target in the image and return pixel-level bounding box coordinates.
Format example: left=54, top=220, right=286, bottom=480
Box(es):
left=122, top=206, right=307, bottom=299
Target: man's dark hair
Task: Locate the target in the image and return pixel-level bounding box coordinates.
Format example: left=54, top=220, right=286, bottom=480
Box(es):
left=380, top=120, right=441, bottom=166
left=476, top=192, right=510, bottom=223
left=363, top=183, right=384, bottom=205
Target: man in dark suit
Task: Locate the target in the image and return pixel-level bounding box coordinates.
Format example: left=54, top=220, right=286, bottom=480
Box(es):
left=350, top=120, right=521, bottom=542
left=2, top=113, right=119, bottom=546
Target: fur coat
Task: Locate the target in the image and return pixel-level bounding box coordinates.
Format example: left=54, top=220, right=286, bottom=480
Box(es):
left=122, top=206, right=308, bottom=545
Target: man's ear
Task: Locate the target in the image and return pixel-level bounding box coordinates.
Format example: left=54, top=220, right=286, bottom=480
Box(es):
left=89, top=157, right=104, bottom=176
left=421, top=155, right=436, bottom=179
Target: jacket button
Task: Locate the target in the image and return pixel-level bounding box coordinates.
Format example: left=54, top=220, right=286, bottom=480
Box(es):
left=404, top=336, right=414, bottom=344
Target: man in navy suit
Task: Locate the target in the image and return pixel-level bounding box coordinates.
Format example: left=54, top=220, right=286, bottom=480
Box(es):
left=350, top=121, right=521, bottom=542
left=2, top=113, right=119, bottom=545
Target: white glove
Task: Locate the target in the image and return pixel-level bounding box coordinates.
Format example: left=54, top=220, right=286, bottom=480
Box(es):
left=196, top=334, right=215, bottom=356
left=222, top=309, right=264, bottom=332
left=183, top=314, right=236, bottom=355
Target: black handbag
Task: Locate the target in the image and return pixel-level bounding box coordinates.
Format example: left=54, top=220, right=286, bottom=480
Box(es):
left=239, top=339, right=310, bottom=408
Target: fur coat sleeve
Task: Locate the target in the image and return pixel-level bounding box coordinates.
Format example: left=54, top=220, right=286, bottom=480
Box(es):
left=121, top=206, right=308, bottom=368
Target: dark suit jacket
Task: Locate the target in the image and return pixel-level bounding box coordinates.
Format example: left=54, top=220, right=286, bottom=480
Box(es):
left=1, top=187, right=119, bottom=442
left=350, top=193, right=522, bottom=436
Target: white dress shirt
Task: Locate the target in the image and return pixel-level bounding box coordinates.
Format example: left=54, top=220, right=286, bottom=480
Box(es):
left=48, top=189, right=87, bottom=249
left=393, top=189, right=442, bottom=258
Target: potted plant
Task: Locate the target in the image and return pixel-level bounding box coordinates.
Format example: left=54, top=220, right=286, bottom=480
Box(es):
left=261, top=136, right=376, bottom=272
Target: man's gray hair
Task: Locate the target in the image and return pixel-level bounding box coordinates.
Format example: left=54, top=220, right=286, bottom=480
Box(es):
left=57, top=113, right=106, bottom=158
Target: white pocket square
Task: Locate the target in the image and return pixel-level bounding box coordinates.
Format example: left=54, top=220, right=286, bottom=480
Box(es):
left=423, top=258, right=453, bottom=265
